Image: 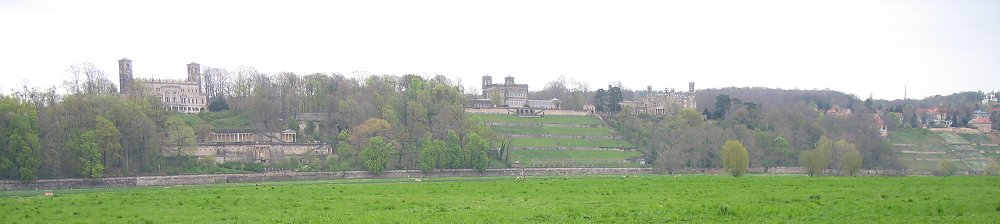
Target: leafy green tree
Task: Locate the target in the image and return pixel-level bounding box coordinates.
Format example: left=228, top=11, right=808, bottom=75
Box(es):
left=163, top=115, right=196, bottom=156
left=714, top=95, right=732, bottom=119
left=835, top=140, right=862, bottom=176
left=95, top=116, right=123, bottom=176
left=287, top=118, right=299, bottom=132
left=333, top=130, right=356, bottom=170
left=464, top=132, right=490, bottom=170
left=761, top=136, right=791, bottom=171
left=937, top=160, right=957, bottom=176
left=0, top=96, right=41, bottom=180
left=362, top=136, right=394, bottom=174
left=444, top=131, right=462, bottom=168
left=801, top=136, right=832, bottom=176
left=305, top=122, right=316, bottom=137
left=75, top=131, right=104, bottom=178
left=593, top=89, right=606, bottom=112
left=419, top=134, right=445, bottom=172
left=721, top=140, right=749, bottom=177
left=607, top=85, right=623, bottom=113
left=208, top=97, right=229, bottom=112
left=489, top=90, right=503, bottom=107
left=839, top=149, right=863, bottom=176
left=772, top=136, right=791, bottom=164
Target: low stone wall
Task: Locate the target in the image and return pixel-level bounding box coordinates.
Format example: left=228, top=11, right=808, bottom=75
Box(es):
left=0, top=167, right=929, bottom=191
left=1, top=168, right=660, bottom=191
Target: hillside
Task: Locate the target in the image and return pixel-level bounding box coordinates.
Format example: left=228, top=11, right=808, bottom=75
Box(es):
left=469, top=114, right=644, bottom=168
left=891, top=128, right=999, bottom=174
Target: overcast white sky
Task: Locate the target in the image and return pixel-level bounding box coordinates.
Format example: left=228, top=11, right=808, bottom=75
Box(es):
left=1, top=0, right=998, bottom=100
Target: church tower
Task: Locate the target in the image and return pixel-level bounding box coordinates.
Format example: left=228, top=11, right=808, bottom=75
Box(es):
left=118, top=58, right=133, bottom=94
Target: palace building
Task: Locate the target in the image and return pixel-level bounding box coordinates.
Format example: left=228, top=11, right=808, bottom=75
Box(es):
left=470, top=75, right=560, bottom=109
left=118, top=58, right=208, bottom=114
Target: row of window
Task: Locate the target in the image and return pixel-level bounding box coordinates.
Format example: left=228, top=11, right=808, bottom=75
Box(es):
left=144, top=87, right=199, bottom=94
left=166, top=106, right=206, bottom=113
left=162, top=96, right=205, bottom=104
left=488, top=90, right=527, bottom=98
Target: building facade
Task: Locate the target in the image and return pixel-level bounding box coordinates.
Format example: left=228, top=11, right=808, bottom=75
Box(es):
left=620, top=82, right=697, bottom=116
left=204, top=130, right=297, bottom=144
left=119, top=58, right=208, bottom=114
left=470, top=75, right=560, bottom=109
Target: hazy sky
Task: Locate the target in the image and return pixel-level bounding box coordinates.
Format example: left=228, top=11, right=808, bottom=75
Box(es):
left=1, top=0, right=998, bottom=100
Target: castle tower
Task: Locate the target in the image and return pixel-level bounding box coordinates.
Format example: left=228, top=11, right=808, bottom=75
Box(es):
left=187, top=62, right=201, bottom=93
left=688, top=82, right=695, bottom=93
left=482, top=75, right=492, bottom=97
left=505, top=76, right=514, bottom=85
left=118, top=58, right=133, bottom=94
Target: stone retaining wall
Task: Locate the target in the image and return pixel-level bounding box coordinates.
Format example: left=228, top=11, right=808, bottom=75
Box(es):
left=508, top=134, right=622, bottom=140
left=466, top=108, right=592, bottom=116
left=510, top=146, right=635, bottom=151
left=486, top=122, right=604, bottom=128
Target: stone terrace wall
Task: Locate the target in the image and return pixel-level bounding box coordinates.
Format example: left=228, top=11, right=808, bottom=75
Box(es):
left=466, top=108, right=592, bottom=116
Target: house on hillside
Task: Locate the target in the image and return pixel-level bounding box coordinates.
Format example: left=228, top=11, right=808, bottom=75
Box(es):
left=968, top=117, right=993, bottom=132
left=983, top=91, right=998, bottom=105
left=916, top=107, right=951, bottom=128
left=874, top=114, right=888, bottom=138
left=825, top=105, right=852, bottom=117
left=973, top=110, right=990, bottom=119
left=583, top=103, right=596, bottom=114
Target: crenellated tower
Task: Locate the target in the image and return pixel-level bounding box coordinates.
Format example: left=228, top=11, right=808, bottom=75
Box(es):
left=118, top=58, right=133, bottom=94
left=187, top=62, right=201, bottom=93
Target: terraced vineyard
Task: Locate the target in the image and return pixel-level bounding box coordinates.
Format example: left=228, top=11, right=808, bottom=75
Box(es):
left=891, top=129, right=997, bottom=174
left=470, top=113, right=644, bottom=167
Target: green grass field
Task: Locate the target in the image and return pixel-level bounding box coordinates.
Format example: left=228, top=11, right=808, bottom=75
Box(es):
left=470, top=114, right=604, bottom=125
left=959, top=133, right=993, bottom=144
left=890, top=129, right=946, bottom=148
left=939, top=132, right=970, bottom=144
left=510, top=150, right=644, bottom=167
left=511, top=138, right=635, bottom=148
left=491, top=126, right=614, bottom=136
left=3, top=176, right=1000, bottom=223
left=510, top=149, right=642, bottom=161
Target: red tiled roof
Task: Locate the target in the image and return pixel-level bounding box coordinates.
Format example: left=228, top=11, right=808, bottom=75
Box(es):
left=971, top=117, right=992, bottom=124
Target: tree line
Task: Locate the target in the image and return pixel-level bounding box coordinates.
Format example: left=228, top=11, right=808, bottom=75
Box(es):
left=1, top=63, right=503, bottom=180
left=602, top=87, right=899, bottom=174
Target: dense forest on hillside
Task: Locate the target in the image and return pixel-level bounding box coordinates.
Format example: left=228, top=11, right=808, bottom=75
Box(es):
left=2, top=63, right=998, bottom=180
left=0, top=63, right=497, bottom=180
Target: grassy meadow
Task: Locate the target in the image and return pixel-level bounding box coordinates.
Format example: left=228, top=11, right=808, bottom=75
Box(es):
left=509, top=150, right=644, bottom=167
left=469, top=114, right=604, bottom=125
left=511, top=138, right=634, bottom=148
left=3, top=175, right=1000, bottom=223
left=490, top=126, right=614, bottom=136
